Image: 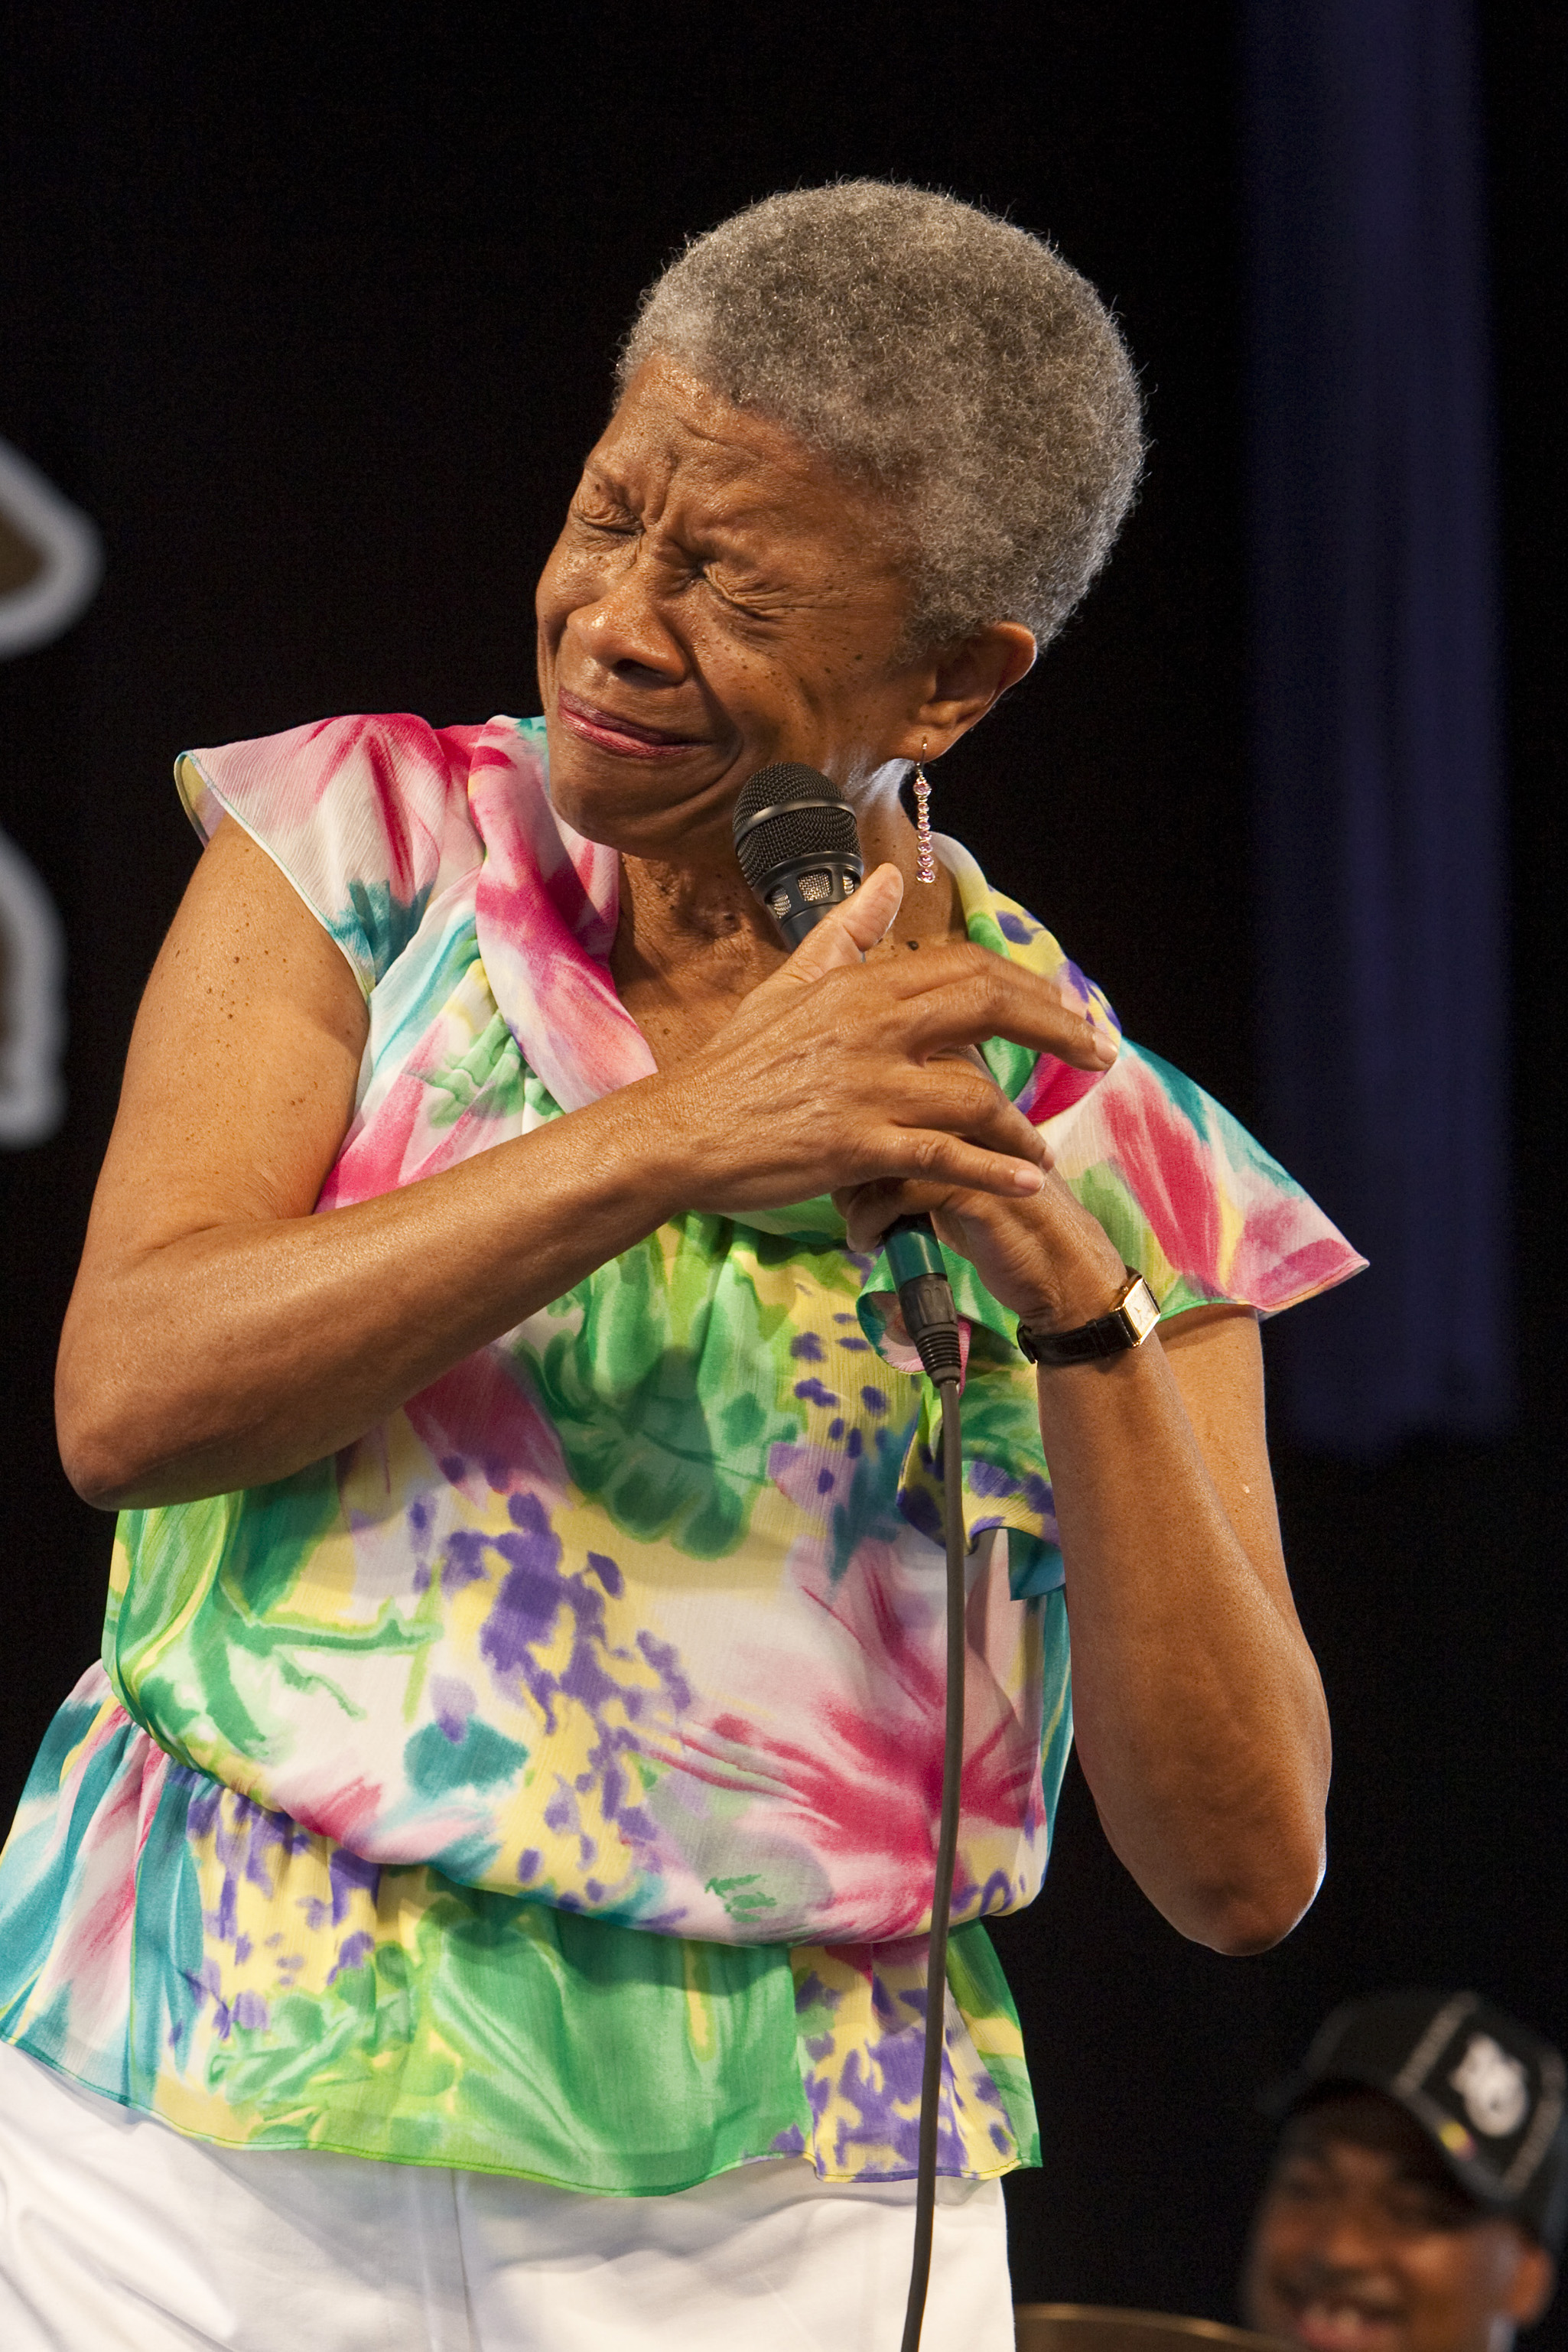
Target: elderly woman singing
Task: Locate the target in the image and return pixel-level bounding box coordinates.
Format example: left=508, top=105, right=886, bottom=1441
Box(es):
left=0, top=184, right=1359, bottom=2350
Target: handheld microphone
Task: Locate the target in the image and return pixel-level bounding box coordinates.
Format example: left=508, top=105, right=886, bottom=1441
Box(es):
left=731, top=760, right=864, bottom=946
left=732, top=763, right=961, bottom=1381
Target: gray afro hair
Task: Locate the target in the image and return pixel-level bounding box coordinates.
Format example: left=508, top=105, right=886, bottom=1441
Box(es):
left=618, top=181, right=1145, bottom=652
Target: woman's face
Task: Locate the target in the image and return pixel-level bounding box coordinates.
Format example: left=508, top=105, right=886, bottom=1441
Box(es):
left=535, top=357, right=929, bottom=862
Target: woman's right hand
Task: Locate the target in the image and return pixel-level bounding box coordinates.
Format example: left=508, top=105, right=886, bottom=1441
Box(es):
left=653, top=861, right=1116, bottom=1216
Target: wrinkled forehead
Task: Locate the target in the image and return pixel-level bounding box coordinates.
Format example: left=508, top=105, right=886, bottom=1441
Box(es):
left=589, top=356, right=895, bottom=542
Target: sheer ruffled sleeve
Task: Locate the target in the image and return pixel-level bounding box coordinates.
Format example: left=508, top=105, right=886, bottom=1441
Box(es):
left=175, top=712, right=485, bottom=995
left=1041, top=1037, right=1366, bottom=1318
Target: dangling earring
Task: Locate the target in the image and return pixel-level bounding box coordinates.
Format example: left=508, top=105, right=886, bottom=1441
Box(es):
left=912, top=740, right=937, bottom=884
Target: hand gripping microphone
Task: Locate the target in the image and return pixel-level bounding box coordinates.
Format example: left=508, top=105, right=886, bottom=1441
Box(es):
left=731, top=763, right=962, bottom=1382
left=734, top=760, right=967, bottom=2352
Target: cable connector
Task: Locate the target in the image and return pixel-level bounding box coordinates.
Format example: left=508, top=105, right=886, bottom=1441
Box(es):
left=883, top=1215, right=963, bottom=1383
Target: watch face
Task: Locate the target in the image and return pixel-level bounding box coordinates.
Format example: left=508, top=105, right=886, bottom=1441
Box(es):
left=1121, top=1277, right=1161, bottom=1345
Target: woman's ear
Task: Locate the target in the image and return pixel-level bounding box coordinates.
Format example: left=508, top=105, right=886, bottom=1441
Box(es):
left=900, top=622, right=1037, bottom=757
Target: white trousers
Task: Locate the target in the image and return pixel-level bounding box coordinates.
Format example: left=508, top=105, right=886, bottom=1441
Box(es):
left=0, top=2041, right=1014, bottom=2350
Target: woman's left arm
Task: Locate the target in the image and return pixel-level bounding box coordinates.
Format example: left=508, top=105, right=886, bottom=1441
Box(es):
left=1036, top=1301, right=1329, bottom=1954
left=839, top=1169, right=1330, bottom=1956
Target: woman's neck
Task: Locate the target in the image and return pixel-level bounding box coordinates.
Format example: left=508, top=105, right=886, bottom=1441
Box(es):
left=610, top=790, right=964, bottom=1072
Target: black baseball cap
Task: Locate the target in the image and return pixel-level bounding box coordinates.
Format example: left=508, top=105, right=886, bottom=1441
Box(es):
left=1270, top=1989, right=1568, bottom=2256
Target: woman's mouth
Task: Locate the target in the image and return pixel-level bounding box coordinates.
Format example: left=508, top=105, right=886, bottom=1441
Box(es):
left=555, top=689, right=702, bottom=760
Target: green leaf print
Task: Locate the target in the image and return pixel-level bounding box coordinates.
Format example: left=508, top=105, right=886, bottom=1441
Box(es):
left=423, top=1007, right=530, bottom=1128
left=705, top=1873, right=780, bottom=1922
left=532, top=1220, right=799, bottom=1559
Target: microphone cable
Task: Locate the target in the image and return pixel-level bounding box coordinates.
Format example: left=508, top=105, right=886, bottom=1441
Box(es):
left=883, top=1217, right=966, bottom=2352
left=902, top=1365, right=964, bottom=2351
left=732, top=764, right=971, bottom=2352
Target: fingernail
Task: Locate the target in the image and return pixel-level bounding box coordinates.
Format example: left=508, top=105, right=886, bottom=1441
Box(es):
left=1090, top=1028, right=1119, bottom=1065
left=1012, top=1164, right=1045, bottom=1192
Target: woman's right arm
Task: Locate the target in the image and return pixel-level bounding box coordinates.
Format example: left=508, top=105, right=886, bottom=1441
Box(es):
left=57, top=820, right=701, bottom=1508
left=58, top=821, right=1106, bottom=1509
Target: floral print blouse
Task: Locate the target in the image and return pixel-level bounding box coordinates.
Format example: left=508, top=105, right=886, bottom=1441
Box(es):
left=0, top=714, right=1362, bottom=2192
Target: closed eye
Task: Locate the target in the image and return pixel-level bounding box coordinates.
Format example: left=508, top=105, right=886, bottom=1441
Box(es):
left=696, top=556, right=792, bottom=622
left=570, top=499, right=639, bottom=538
left=568, top=470, right=642, bottom=535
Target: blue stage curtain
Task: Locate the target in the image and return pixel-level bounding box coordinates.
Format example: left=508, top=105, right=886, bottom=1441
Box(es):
left=1243, top=0, right=1509, bottom=1449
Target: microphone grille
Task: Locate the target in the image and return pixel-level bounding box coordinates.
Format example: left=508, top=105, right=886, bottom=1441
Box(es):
left=732, top=763, right=861, bottom=893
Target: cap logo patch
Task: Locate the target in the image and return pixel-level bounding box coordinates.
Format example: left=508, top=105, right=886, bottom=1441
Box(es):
left=1450, top=2034, right=1530, bottom=2137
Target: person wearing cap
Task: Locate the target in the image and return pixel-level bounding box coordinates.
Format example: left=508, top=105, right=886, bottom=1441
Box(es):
left=1243, top=1991, right=1566, bottom=2352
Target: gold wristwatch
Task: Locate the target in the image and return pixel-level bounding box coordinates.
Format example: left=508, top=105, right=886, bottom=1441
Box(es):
left=1015, top=1269, right=1160, bottom=1368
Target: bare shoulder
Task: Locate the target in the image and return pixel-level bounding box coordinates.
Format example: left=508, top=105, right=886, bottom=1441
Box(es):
left=148, top=816, right=368, bottom=1062
left=77, top=817, right=369, bottom=1254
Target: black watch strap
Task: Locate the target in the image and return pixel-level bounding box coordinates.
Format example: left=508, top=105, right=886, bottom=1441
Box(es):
left=1016, top=1271, right=1161, bottom=1368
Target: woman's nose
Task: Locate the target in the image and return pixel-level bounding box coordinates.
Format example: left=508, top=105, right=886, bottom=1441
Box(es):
left=568, top=551, right=685, bottom=682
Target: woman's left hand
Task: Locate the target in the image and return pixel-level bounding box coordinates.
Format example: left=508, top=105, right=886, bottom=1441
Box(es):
left=833, top=1061, right=1128, bottom=1332
left=836, top=1163, right=1130, bottom=1329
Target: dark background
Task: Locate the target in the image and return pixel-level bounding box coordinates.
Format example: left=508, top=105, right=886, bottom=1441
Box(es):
left=2, top=2, right=1564, bottom=2330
